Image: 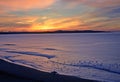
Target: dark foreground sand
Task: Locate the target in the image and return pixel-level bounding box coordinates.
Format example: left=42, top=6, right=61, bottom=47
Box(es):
left=0, top=71, right=41, bottom=82
left=0, top=59, right=99, bottom=82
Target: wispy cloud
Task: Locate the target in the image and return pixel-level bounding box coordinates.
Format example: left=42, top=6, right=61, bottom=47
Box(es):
left=60, top=0, right=120, bottom=31
left=0, top=0, right=55, bottom=10
left=63, top=0, right=120, bottom=8
left=0, top=0, right=120, bottom=32
left=30, top=17, right=87, bottom=31
left=0, top=15, right=39, bottom=32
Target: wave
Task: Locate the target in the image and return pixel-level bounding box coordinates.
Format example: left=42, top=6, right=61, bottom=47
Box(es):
left=0, top=48, right=10, bottom=51
left=0, top=58, right=97, bottom=82
left=5, top=50, right=55, bottom=59
left=43, top=48, right=59, bottom=51
left=0, top=47, right=55, bottom=59
left=3, top=44, right=16, bottom=46
left=50, top=61, right=120, bottom=75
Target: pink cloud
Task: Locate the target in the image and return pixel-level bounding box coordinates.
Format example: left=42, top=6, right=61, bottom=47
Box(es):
left=0, top=0, right=55, bottom=10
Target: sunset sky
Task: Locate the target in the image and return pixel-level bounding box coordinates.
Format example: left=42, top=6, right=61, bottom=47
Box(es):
left=0, top=0, right=120, bottom=32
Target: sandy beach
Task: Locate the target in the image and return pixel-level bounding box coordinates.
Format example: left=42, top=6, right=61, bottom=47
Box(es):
left=0, top=59, right=98, bottom=82
left=0, top=71, right=41, bottom=82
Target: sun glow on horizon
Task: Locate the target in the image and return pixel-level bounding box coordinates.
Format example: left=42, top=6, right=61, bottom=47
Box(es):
left=0, top=0, right=120, bottom=32
left=30, top=25, right=56, bottom=32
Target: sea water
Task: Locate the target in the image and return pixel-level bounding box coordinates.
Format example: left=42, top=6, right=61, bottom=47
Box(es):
left=0, top=32, right=120, bottom=82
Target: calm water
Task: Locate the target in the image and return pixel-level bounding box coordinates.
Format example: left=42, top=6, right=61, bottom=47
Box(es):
left=0, top=32, right=120, bottom=82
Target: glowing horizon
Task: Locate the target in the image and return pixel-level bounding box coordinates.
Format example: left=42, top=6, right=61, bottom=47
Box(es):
left=0, top=0, right=120, bottom=32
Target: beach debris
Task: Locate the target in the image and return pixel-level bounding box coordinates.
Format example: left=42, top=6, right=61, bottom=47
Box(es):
left=51, top=71, right=58, bottom=75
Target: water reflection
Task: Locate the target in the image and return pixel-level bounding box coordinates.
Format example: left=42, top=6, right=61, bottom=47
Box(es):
left=0, top=33, right=120, bottom=82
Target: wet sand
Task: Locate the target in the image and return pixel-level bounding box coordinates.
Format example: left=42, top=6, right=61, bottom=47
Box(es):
left=0, top=59, right=99, bottom=82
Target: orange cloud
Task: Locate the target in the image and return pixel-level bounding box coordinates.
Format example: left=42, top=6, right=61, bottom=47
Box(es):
left=0, top=15, right=38, bottom=23
left=30, top=17, right=85, bottom=32
left=0, top=0, right=55, bottom=10
left=0, top=27, right=32, bottom=32
left=0, top=15, right=39, bottom=32
left=0, top=14, right=119, bottom=32
left=77, top=14, right=120, bottom=31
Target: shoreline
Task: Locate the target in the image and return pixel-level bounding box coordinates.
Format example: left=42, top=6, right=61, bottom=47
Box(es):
left=0, top=59, right=99, bottom=82
left=0, top=30, right=108, bottom=35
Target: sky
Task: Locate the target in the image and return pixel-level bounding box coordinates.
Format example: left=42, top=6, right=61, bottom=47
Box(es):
left=0, top=0, right=120, bottom=32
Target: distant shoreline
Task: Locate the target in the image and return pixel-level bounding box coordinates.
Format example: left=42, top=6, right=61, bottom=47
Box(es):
left=0, top=30, right=109, bottom=34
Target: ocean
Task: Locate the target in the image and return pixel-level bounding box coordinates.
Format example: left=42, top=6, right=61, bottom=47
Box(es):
left=0, top=32, right=120, bottom=82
